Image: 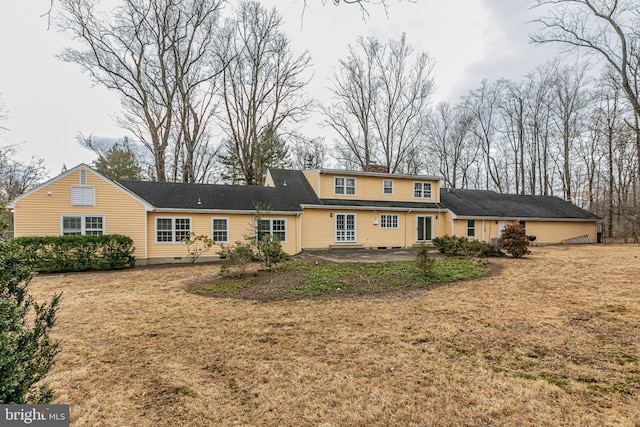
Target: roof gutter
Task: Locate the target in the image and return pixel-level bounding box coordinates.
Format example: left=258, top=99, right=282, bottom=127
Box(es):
left=452, top=215, right=600, bottom=222
left=151, top=208, right=303, bottom=215
left=300, top=204, right=448, bottom=213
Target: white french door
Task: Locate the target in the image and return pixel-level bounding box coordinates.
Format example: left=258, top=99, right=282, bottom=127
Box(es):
left=335, top=213, right=356, bottom=242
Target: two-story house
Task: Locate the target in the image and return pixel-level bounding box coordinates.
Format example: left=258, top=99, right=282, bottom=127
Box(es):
left=7, top=164, right=601, bottom=264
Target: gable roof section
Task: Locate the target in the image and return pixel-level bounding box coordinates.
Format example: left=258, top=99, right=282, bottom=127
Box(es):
left=440, top=188, right=601, bottom=221
left=116, top=169, right=319, bottom=213
left=6, top=163, right=154, bottom=210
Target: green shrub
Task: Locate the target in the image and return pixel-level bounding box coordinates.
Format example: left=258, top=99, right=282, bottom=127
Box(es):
left=9, top=234, right=135, bottom=273
left=432, top=235, right=501, bottom=257
left=498, top=223, right=531, bottom=258
left=1, top=238, right=61, bottom=404
left=257, top=235, right=290, bottom=268
left=219, top=241, right=256, bottom=277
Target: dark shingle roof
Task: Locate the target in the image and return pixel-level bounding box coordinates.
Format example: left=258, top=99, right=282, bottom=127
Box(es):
left=116, top=169, right=318, bottom=212
left=439, top=188, right=601, bottom=220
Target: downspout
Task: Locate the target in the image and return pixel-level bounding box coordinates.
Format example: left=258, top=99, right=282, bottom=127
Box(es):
left=298, top=212, right=302, bottom=253
left=482, top=220, right=485, bottom=242
left=144, top=210, right=148, bottom=260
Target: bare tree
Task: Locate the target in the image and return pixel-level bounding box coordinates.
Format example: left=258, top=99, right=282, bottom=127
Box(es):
left=463, top=79, right=508, bottom=192
left=325, top=34, right=434, bottom=173
left=531, top=0, right=640, bottom=174
left=291, top=137, right=327, bottom=170
left=324, top=36, right=378, bottom=170
left=0, top=146, right=48, bottom=202
left=549, top=62, right=590, bottom=203
left=425, top=102, right=478, bottom=189
left=0, top=97, right=8, bottom=133
left=59, top=0, right=224, bottom=182
left=216, top=1, right=312, bottom=185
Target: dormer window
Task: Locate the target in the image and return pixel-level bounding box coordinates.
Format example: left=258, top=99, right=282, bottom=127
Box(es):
left=413, top=182, right=432, bottom=199
left=334, top=177, right=356, bottom=195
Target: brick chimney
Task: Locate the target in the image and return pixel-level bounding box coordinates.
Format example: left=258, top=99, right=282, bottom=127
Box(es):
left=363, top=164, right=389, bottom=173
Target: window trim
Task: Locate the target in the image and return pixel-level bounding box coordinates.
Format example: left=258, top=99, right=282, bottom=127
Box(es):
left=334, top=176, right=356, bottom=196
left=467, top=220, right=476, bottom=238
left=413, top=181, right=433, bottom=199
left=335, top=213, right=356, bottom=242
left=257, top=218, right=287, bottom=243
left=382, top=179, right=394, bottom=195
left=211, top=217, right=229, bottom=244
left=380, top=214, right=399, bottom=229
left=155, top=216, right=192, bottom=244
left=60, top=214, right=105, bottom=236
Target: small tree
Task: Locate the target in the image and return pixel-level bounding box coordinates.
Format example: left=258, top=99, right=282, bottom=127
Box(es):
left=0, top=222, right=61, bottom=403
left=182, top=232, right=214, bottom=263
left=498, top=223, right=531, bottom=258
left=416, top=246, right=435, bottom=277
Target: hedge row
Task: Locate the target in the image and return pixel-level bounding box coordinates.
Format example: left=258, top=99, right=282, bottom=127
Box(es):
left=432, top=235, right=502, bottom=257
left=7, top=235, right=135, bottom=273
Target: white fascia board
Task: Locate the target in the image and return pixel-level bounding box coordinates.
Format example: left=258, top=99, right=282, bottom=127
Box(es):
left=452, top=215, right=600, bottom=222
left=152, top=208, right=302, bottom=215
left=300, top=204, right=448, bottom=212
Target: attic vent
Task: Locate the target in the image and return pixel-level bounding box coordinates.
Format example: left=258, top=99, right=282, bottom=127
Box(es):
left=71, top=186, right=95, bottom=206
left=79, top=169, right=87, bottom=185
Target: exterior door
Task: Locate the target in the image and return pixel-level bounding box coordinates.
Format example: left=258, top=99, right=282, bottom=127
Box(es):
left=416, top=215, right=433, bottom=242
left=335, top=213, right=356, bottom=242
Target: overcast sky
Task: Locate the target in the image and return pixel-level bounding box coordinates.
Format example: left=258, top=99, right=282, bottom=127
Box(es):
left=0, top=0, right=560, bottom=176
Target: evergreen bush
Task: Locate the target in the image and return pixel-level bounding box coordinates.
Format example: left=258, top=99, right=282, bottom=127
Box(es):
left=9, top=234, right=135, bottom=272
left=498, top=223, right=531, bottom=258
left=1, top=232, right=61, bottom=404
left=432, top=235, right=501, bottom=257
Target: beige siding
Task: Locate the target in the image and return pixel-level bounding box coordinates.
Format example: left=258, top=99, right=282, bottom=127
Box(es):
left=301, top=208, right=445, bottom=249
left=450, top=219, right=598, bottom=244
left=303, top=171, right=320, bottom=196
left=146, top=212, right=301, bottom=259
left=313, top=172, right=440, bottom=203
left=525, top=221, right=598, bottom=244
left=13, top=167, right=147, bottom=259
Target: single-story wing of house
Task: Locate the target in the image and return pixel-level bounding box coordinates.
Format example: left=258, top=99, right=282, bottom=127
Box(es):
left=6, top=163, right=601, bottom=263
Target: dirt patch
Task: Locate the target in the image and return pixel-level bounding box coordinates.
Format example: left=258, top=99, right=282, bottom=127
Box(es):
left=185, top=254, right=499, bottom=301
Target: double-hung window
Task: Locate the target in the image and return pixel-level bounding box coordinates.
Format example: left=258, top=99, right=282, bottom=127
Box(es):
left=334, top=177, right=356, bottom=195
left=335, top=213, right=356, bottom=242
left=380, top=214, right=398, bottom=229
left=156, top=217, right=191, bottom=243
left=383, top=179, right=394, bottom=195
left=519, top=221, right=527, bottom=234
left=258, top=219, right=286, bottom=242
left=467, top=220, right=476, bottom=238
left=212, top=218, right=229, bottom=243
left=61, top=215, right=104, bottom=236
left=413, top=182, right=432, bottom=199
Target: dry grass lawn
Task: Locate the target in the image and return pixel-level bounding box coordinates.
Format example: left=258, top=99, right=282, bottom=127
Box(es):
left=30, top=244, right=640, bottom=426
